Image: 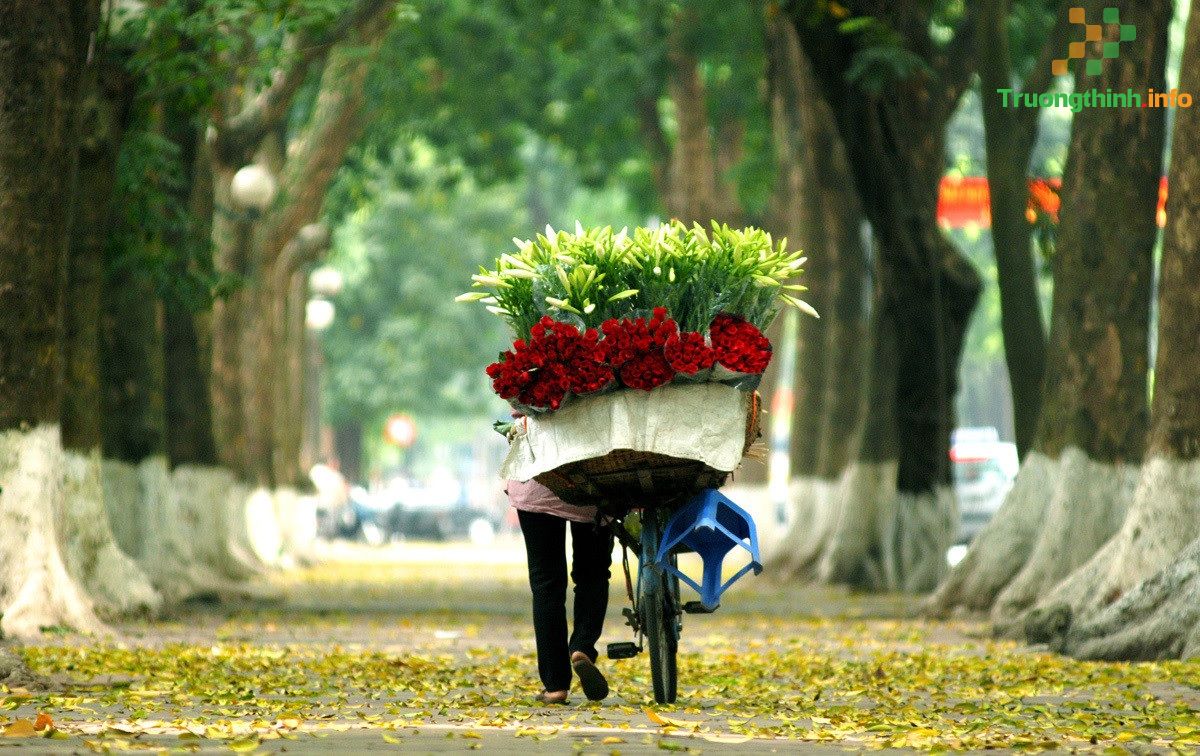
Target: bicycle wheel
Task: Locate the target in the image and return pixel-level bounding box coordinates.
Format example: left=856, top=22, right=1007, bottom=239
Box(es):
left=639, top=514, right=678, bottom=704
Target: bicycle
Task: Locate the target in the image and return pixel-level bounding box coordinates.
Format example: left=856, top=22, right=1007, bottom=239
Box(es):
left=529, top=395, right=764, bottom=704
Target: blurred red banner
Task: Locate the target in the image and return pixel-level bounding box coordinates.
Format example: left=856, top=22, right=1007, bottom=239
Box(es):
left=937, top=176, right=1168, bottom=229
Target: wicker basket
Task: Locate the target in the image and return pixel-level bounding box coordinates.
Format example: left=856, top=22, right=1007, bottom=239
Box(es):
left=535, top=391, right=762, bottom=511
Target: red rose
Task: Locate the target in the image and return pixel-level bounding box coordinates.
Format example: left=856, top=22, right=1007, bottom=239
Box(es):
left=664, top=330, right=716, bottom=374
left=487, top=317, right=613, bottom=409
left=709, top=313, right=772, bottom=374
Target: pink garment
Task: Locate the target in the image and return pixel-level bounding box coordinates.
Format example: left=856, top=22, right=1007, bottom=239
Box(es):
left=507, top=478, right=597, bottom=523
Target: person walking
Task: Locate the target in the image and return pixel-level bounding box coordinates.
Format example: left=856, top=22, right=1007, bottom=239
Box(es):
left=508, top=478, right=613, bottom=704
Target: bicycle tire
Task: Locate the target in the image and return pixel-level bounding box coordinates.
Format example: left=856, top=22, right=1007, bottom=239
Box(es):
left=640, top=515, right=678, bottom=704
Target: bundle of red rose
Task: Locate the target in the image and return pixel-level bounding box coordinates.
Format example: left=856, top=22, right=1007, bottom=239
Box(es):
left=486, top=307, right=771, bottom=412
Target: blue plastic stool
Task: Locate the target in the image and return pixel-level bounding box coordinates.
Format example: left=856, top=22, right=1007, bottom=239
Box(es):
left=654, top=489, right=763, bottom=610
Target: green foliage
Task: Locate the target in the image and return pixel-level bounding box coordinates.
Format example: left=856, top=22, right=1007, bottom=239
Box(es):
left=320, top=139, right=642, bottom=435
left=320, top=149, right=519, bottom=428
left=837, top=16, right=934, bottom=91
left=105, top=0, right=381, bottom=308
left=334, top=0, right=775, bottom=225
left=461, top=221, right=813, bottom=337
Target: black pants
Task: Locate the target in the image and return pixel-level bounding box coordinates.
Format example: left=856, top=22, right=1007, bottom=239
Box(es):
left=517, top=509, right=613, bottom=692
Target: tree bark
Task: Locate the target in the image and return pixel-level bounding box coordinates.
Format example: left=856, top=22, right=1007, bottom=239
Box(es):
left=976, top=0, right=1051, bottom=459
left=334, top=422, right=364, bottom=485
left=64, top=61, right=132, bottom=454
left=1024, top=2, right=1199, bottom=656
left=100, top=269, right=168, bottom=464
left=0, top=0, right=105, bottom=637
left=931, top=0, right=1169, bottom=621
left=163, top=115, right=219, bottom=468
left=762, top=11, right=873, bottom=579
left=781, top=2, right=982, bottom=591
left=764, top=13, right=832, bottom=482
left=210, top=4, right=393, bottom=485
left=642, top=6, right=745, bottom=226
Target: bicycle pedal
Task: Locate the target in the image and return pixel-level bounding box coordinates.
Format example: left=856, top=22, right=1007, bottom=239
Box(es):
left=682, top=601, right=718, bottom=614
left=607, top=641, right=641, bottom=659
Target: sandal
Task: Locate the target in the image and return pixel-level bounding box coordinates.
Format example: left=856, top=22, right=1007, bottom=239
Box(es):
left=535, top=690, right=569, bottom=705
left=571, top=654, right=609, bottom=701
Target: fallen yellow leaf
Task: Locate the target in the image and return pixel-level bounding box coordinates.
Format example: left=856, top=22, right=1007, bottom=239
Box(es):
left=2, top=720, right=37, bottom=738
left=644, top=708, right=669, bottom=726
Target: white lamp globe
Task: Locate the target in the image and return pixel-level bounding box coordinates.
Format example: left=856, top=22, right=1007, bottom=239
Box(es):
left=310, top=266, right=344, bottom=297
left=305, top=298, right=336, bottom=331
left=230, top=164, right=277, bottom=211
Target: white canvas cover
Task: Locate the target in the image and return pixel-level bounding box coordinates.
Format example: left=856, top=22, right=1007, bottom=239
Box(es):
left=501, top=383, right=751, bottom=482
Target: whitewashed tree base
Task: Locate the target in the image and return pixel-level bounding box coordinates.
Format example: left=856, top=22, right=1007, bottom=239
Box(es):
left=0, top=425, right=102, bottom=638
left=765, top=463, right=957, bottom=593
left=62, top=450, right=161, bottom=617
left=990, top=449, right=1136, bottom=633
left=101, top=460, right=144, bottom=561
left=271, top=489, right=319, bottom=568
left=764, top=476, right=838, bottom=578
left=925, top=452, right=1058, bottom=616
left=108, top=458, right=280, bottom=604
left=1025, top=456, right=1200, bottom=643
left=1052, top=534, right=1200, bottom=660
left=171, top=465, right=266, bottom=583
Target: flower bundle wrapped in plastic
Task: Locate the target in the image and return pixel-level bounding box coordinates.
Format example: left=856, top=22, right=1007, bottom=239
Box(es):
left=463, top=221, right=816, bottom=413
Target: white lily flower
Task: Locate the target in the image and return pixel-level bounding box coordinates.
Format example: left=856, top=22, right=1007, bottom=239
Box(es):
left=485, top=306, right=510, bottom=315
left=501, top=253, right=533, bottom=270
left=502, top=268, right=538, bottom=279
left=784, top=295, right=820, bottom=318
left=454, top=292, right=489, bottom=302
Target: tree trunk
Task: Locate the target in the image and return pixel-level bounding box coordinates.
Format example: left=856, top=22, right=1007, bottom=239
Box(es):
left=212, top=11, right=389, bottom=486
left=1024, top=2, right=1200, bottom=656
left=762, top=12, right=872, bottom=579
left=0, top=0, right=104, bottom=638
left=62, top=58, right=162, bottom=618
left=163, top=119, right=219, bottom=468
left=210, top=166, right=255, bottom=479
left=976, top=0, right=1048, bottom=460
left=648, top=6, right=745, bottom=226
left=100, top=269, right=168, bottom=464
left=784, top=3, right=982, bottom=592
left=934, top=0, right=1169, bottom=623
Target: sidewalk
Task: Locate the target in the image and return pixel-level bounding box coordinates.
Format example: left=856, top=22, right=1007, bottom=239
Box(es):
left=2, top=541, right=1198, bottom=752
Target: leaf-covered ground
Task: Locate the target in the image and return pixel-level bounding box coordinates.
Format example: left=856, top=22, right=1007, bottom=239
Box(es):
left=2, top=540, right=1199, bottom=753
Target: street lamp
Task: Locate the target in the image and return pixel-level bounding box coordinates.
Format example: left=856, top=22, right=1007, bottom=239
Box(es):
left=309, top=265, right=344, bottom=298
left=305, top=298, right=336, bottom=331
left=230, top=164, right=277, bottom=214
left=301, top=265, right=343, bottom=476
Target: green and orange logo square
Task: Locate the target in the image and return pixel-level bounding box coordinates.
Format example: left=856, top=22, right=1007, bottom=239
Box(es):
left=1053, top=7, right=1137, bottom=76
